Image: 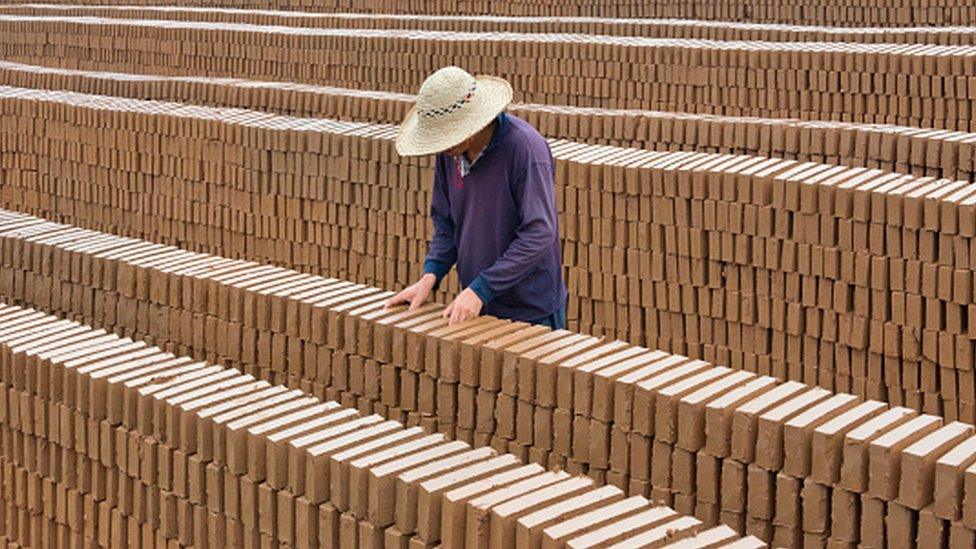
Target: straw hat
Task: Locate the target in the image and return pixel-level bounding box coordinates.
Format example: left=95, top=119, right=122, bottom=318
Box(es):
left=396, top=66, right=513, bottom=157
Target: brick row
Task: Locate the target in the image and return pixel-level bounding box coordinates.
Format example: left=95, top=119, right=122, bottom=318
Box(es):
left=1, top=16, right=976, bottom=130
left=4, top=210, right=976, bottom=545
left=2, top=61, right=975, bottom=183
left=0, top=0, right=971, bottom=26
left=2, top=88, right=976, bottom=420
left=3, top=4, right=976, bottom=45
left=0, top=301, right=755, bottom=548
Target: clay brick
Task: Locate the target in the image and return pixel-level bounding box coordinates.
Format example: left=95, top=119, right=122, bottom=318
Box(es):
left=753, top=387, right=832, bottom=471
left=809, top=400, right=887, bottom=485
left=703, top=377, right=779, bottom=458
left=675, top=370, right=754, bottom=453
left=729, top=381, right=806, bottom=464
left=898, top=422, right=974, bottom=510
left=838, top=406, right=916, bottom=493
left=514, top=484, right=623, bottom=549
left=562, top=505, right=679, bottom=548
left=539, top=495, right=649, bottom=549
left=933, top=435, right=976, bottom=520
left=867, top=414, right=943, bottom=500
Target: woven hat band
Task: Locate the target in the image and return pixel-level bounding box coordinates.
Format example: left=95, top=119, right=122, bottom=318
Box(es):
left=419, top=80, right=478, bottom=119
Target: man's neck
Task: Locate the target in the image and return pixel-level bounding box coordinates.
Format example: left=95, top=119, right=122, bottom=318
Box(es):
left=464, top=120, right=497, bottom=162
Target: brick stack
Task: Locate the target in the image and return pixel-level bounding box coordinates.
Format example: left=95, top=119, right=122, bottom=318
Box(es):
left=5, top=209, right=976, bottom=546
left=4, top=5, right=976, bottom=45
left=1, top=16, right=975, bottom=130
left=0, top=299, right=764, bottom=548
left=0, top=0, right=972, bottom=26
left=2, top=61, right=975, bottom=183
left=0, top=0, right=972, bottom=545
left=3, top=86, right=976, bottom=423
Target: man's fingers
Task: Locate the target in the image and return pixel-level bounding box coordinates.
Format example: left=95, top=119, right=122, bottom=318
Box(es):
left=384, top=293, right=405, bottom=309
left=442, top=302, right=454, bottom=318
left=409, top=293, right=425, bottom=311
left=450, top=306, right=463, bottom=326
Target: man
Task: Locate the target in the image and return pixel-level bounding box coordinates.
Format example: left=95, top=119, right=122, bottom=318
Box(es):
left=386, top=66, right=567, bottom=328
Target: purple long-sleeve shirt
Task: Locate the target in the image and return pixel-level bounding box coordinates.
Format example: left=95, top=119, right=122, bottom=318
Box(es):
left=423, top=113, right=567, bottom=322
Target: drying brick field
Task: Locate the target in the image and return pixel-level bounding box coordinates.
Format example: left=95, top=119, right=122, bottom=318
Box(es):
left=0, top=1, right=974, bottom=548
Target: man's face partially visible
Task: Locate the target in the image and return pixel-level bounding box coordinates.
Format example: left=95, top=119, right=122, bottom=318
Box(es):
left=446, top=140, right=468, bottom=157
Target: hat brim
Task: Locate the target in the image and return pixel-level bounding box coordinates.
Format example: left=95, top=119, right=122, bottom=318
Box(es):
left=395, top=75, right=513, bottom=157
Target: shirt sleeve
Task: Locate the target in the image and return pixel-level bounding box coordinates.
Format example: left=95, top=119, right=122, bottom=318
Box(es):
left=423, top=157, right=457, bottom=289
left=468, top=157, right=558, bottom=305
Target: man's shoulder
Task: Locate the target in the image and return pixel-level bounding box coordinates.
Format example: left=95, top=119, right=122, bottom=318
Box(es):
left=503, top=115, right=551, bottom=162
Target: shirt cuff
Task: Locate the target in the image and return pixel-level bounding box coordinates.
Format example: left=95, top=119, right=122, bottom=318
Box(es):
left=468, top=274, right=495, bottom=307
left=423, top=259, right=452, bottom=290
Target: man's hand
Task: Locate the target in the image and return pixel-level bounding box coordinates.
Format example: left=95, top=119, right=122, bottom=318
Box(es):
left=385, top=273, right=437, bottom=311
left=443, top=288, right=483, bottom=326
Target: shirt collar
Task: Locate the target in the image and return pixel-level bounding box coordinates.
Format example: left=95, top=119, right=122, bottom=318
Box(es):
left=468, top=112, right=508, bottom=166
left=481, top=112, right=507, bottom=157
left=454, top=112, right=508, bottom=177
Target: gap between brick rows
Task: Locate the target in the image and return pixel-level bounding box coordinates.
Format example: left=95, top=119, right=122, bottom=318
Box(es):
left=1, top=15, right=974, bottom=132
left=2, top=207, right=976, bottom=545
left=3, top=3, right=976, bottom=44
left=0, top=299, right=763, bottom=549
left=4, top=13, right=974, bottom=51
left=0, top=0, right=970, bottom=26
left=3, top=83, right=976, bottom=422
left=1, top=61, right=973, bottom=183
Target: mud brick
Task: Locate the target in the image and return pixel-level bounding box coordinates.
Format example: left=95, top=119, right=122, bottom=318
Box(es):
left=508, top=332, right=591, bottom=402
left=801, top=479, right=831, bottom=536
left=861, top=495, right=888, bottom=548
left=412, top=455, right=519, bottom=543
left=898, top=422, right=974, bottom=510
left=655, top=366, right=739, bottom=444
left=421, top=316, right=498, bottom=377
left=663, top=524, right=742, bottom=548
left=492, top=330, right=566, bottom=398
left=746, top=464, right=774, bottom=523
left=773, top=473, right=801, bottom=538
left=319, top=503, right=340, bottom=548
left=917, top=505, right=948, bottom=549
left=597, top=350, right=675, bottom=427
left=934, top=434, right=976, bottom=520
left=754, top=387, right=831, bottom=471
left=675, top=370, right=754, bottom=453
left=472, top=325, right=549, bottom=392
left=721, top=460, right=747, bottom=515
left=730, top=381, right=807, bottom=464
left=781, top=393, right=859, bottom=478
left=886, top=502, right=918, bottom=549
left=838, top=407, right=917, bottom=493
left=949, top=522, right=976, bottom=549
left=565, top=344, right=648, bottom=420
left=867, top=414, right=943, bottom=500
left=671, top=447, right=696, bottom=497
left=703, top=376, right=779, bottom=458
left=810, top=400, right=887, bottom=485
left=744, top=516, right=772, bottom=543
left=245, top=401, right=342, bottom=483
left=562, top=504, right=681, bottom=548
left=514, top=484, right=623, bottom=549
left=334, top=428, right=436, bottom=513
left=453, top=322, right=523, bottom=387
left=631, top=360, right=712, bottom=437
left=392, top=446, right=497, bottom=533
left=604, top=514, right=703, bottom=547
left=306, top=415, right=418, bottom=506
left=463, top=470, right=569, bottom=549
left=486, top=475, right=594, bottom=548
left=529, top=336, right=604, bottom=409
